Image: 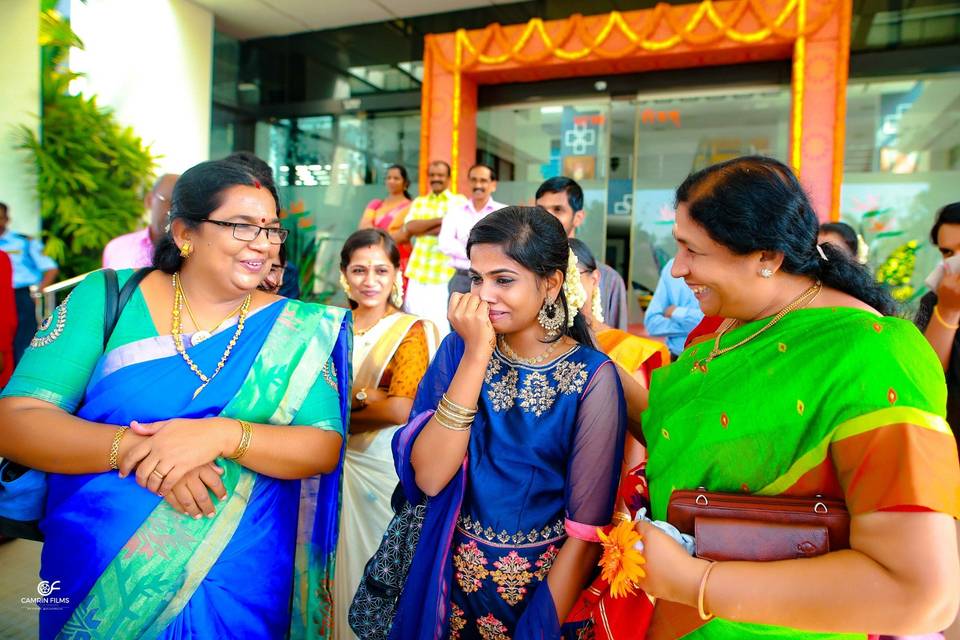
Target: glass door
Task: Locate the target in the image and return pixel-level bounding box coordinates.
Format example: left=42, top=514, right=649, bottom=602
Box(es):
left=476, top=99, right=611, bottom=262
left=629, top=85, right=792, bottom=321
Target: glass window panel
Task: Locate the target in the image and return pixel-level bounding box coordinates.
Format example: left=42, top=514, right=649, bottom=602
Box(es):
left=630, top=86, right=791, bottom=319
left=841, top=71, right=960, bottom=308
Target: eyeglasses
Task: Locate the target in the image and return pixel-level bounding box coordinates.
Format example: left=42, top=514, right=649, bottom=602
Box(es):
left=200, top=219, right=288, bottom=244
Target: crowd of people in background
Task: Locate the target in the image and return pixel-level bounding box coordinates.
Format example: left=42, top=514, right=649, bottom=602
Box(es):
left=0, top=151, right=958, bottom=640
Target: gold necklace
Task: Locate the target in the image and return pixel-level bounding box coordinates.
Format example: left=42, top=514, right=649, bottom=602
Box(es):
left=497, top=335, right=563, bottom=365
left=175, top=274, right=246, bottom=345
left=353, top=311, right=391, bottom=337
left=171, top=273, right=251, bottom=398
left=692, top=281, right=822, bottom=373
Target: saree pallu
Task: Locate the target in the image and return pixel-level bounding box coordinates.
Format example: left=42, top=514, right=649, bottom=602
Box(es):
left=335, top=314, right=438, bottom=640
left=595, top=329, right=669, bottom=385
left=641, top=307, right=960, bottom=640
left=388, top=334, right=626, bottom=640
left=3, top=270, right=352, bottom=640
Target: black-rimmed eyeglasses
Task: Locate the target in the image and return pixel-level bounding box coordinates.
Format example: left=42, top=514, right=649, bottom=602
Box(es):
left=200, top=219, right=288, bottom=244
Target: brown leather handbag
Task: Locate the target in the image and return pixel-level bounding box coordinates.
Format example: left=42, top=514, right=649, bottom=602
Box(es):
left=666, top=488, right=850, bottom=562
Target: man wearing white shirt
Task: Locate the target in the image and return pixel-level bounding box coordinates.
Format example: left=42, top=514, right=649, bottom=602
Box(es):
left=437, top=163, right=504, bottom=296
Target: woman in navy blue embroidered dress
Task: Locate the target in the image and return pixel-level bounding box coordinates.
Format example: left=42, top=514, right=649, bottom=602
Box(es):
left=389, top=206, right=627, bottom=639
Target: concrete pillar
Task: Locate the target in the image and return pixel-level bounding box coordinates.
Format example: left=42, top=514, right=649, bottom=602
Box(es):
left=0, top=0, right=41, bottom=233
left=70, top=0, right=214, bottom=176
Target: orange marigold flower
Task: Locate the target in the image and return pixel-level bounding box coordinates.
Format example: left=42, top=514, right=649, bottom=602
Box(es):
left=597, top=519, right=646, bottom=598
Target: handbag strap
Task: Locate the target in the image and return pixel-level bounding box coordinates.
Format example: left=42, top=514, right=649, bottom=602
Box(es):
left=102, top=267, right=155, bottom=350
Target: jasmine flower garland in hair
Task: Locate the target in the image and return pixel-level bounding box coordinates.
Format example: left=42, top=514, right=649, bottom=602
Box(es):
left=564, top=248, right=587, bottom=327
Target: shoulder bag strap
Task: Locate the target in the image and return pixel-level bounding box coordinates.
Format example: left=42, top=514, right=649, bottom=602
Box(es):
left=103, top=267, right=155, bottom=349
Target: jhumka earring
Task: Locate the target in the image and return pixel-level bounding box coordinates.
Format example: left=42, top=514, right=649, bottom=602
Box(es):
left=179, top=241, right=193, bottom=258
left=339, top=272, right=352, bottom=299
left=391, top=271, right=404, bottom=308
left=537, top=298, right=564, bottom=337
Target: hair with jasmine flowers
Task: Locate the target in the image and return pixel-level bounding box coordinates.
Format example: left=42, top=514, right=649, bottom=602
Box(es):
left=676, top=155, right=895, bottom=315
left=153, top=160, right=281, bottom=274
left=467, top=205, right=594, bottom=347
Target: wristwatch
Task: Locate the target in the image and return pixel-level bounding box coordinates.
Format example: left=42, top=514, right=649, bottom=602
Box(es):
left=354, top=388, right=368, bottom=409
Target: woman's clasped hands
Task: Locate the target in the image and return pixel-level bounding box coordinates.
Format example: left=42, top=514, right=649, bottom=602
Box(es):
left=116, top=417, right=240, bottom=519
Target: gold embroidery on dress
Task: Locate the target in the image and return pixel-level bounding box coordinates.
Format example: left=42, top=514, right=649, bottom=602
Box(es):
left=533, top=544, right=559, bottom=581
left=30, top=291, right=72, bottom=349
left=483, top=351, right=587, bottom=415
left=553, top=360, right=588, bottom=395
left=453, top=541, right=489, bottom=594
left=490, top=551, right=533, bottom=606
left=477, top=613, right=511, bottom=640
left=458, top=515, right=565, bottom=546
left=486, top=366, right=518, bottom=412
left=518, top=371, right=557, bottom=417
left=321, top=359, right=338, bottom=391
left=484, top=356, right=502, bottom=384
left=450, top=603, right=467, bottom=640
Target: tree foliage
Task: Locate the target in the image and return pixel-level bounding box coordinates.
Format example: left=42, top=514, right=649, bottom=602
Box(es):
left=18, top=3, right=156, bottom=277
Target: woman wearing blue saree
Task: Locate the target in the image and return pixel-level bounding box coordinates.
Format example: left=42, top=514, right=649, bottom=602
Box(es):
left=0, top=160, right=351, bottom=639
left=384, top=207, right=626, bottom=639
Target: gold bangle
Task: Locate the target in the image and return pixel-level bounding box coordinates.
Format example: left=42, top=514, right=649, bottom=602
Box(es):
left=108, top=426, right=129, bottom=470
left=434, top=411, right=472, bottom=432
left=698, top=561, right=717, bottom=621
left=934, top=305, right=960, bottom=330
left=435, top=404, right=475, bottom=429
left=228, top=420, right=252, bottom=460
left=440, top=394, right=478, bottom=416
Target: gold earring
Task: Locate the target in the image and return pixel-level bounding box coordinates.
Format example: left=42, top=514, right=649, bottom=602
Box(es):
left=391, top=271, right=404, bottom=308
left=179, top=241, right=193, bottom=258
left=537, top=298, right=563, bottom=337
left=339, top=272, right=352, bottom=299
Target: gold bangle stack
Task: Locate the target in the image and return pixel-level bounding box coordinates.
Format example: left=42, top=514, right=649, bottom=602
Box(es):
left=228, top=420, right=253, bottom=460
left=108, top=426, right=129, bottom=470
left=434, top=394, right=477, bottom=432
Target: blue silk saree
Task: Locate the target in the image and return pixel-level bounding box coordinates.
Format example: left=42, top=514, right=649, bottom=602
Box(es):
left=2, top=269, right=352, bottom=639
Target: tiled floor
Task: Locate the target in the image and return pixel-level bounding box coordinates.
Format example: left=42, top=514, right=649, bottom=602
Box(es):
left=0, top=538, right=41, bottom=639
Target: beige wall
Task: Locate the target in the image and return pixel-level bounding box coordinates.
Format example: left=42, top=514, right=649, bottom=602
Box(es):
left=0, top=0, right=40, bottom=234
left=70, top=0, right=214, bottom=177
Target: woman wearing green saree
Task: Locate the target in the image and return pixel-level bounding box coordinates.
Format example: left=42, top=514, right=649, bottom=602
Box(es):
left=632, top=156, right=960, bottom=639
left=0, top=160, right=350, bottom=639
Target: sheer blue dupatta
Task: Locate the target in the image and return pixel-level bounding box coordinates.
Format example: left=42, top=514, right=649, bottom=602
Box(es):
left=388, top=334, right=468, bottom=640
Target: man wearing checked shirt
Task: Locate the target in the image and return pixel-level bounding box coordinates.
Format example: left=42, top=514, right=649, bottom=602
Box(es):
left=402, top=161, right=466, bottom=337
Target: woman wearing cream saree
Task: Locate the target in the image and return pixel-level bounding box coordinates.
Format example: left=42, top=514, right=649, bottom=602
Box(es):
left=334, top=229, right=438, bottom=640
left=0, top=161, right=350, bottom=639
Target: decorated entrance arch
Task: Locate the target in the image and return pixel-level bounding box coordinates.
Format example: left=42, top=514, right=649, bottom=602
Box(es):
left=419, top=0, right=851, bottom=219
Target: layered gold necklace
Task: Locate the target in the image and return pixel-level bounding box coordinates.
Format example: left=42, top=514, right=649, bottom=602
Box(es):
left=692, top=280, right=822, bottom=373
left=497, top=335, right=564, bottom=365
left=172, top=272, right=251, bottom=397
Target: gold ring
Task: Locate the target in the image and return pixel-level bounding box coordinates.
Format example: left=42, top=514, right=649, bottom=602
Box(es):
left=151, top=469, right=166, bottom=479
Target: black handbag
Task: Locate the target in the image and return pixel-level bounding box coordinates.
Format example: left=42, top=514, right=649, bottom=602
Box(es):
left=348, top=484, right=426, bottom=640
left=0, top=268, right=154, bottom=542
